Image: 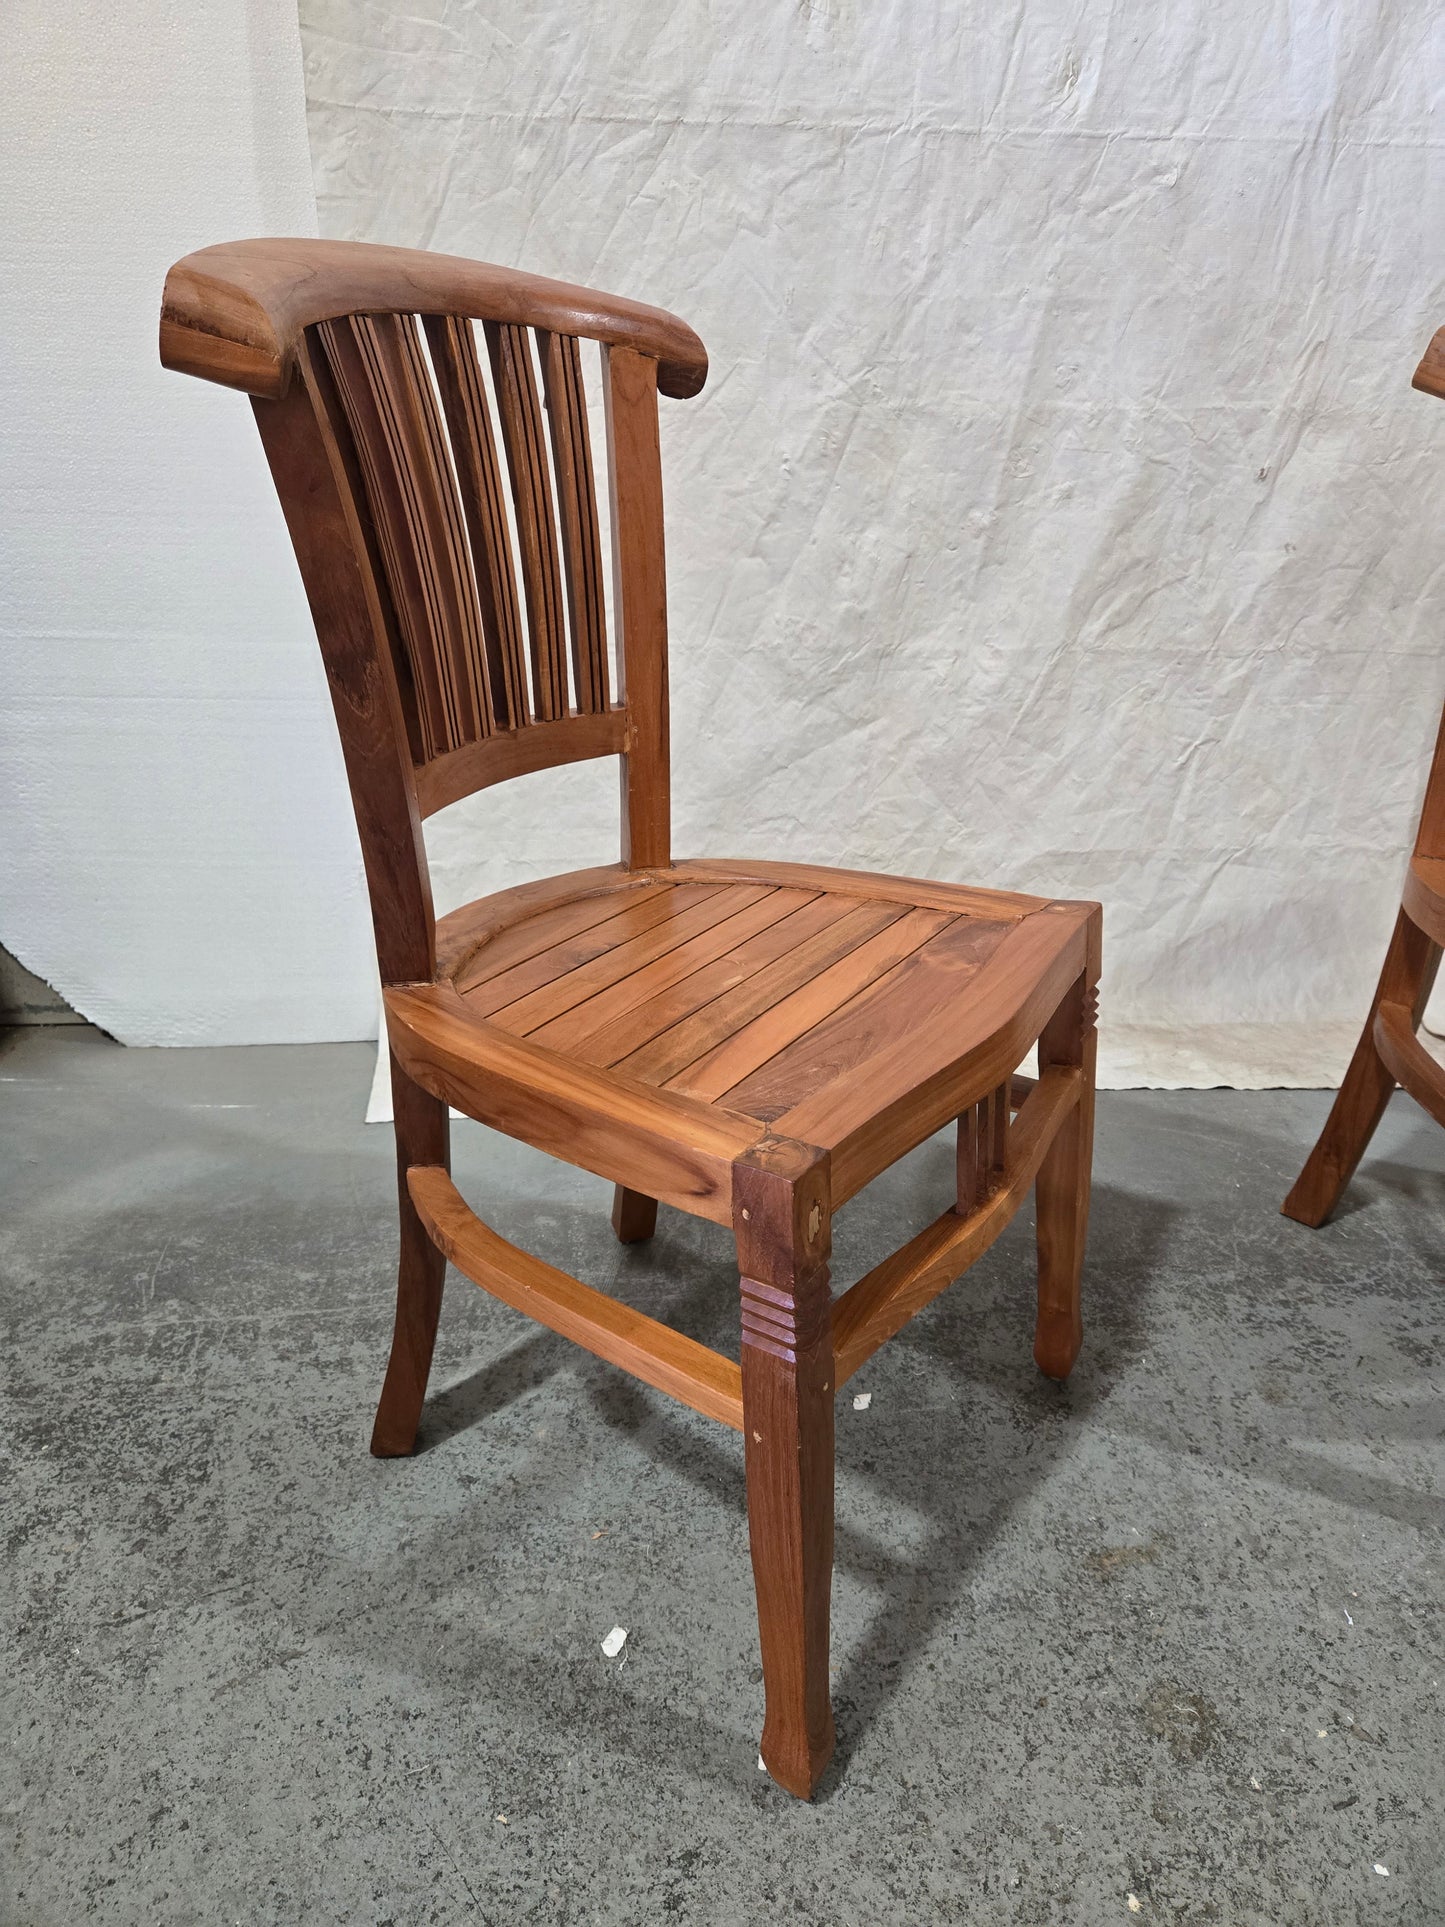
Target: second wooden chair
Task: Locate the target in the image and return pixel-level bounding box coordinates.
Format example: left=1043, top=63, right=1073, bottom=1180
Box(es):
left=1284, top=329, right=1445, bottom=1227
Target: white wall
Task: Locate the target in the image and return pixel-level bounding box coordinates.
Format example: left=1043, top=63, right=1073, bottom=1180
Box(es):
left=301, top=0, right=1445, bottom=1086
left=2, top=1, right=375, bottom=1045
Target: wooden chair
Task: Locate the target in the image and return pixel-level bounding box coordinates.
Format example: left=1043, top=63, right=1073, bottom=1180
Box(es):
left=159, top=239, right=1102, bottom=1798
left=1284, top=330, right=1445, bottom=1228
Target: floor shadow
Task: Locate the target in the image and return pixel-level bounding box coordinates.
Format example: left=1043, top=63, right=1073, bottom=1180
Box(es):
left=414, top=1331, right=563, bottom=1452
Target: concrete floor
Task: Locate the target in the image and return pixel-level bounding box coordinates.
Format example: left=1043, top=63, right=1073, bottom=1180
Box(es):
left=2, top=1027, right=1442, bottom=1926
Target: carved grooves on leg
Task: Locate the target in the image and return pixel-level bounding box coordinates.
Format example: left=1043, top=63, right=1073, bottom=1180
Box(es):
left=740, top=1273, right=831, bottom=1362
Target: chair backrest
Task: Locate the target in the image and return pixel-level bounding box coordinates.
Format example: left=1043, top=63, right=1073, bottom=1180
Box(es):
left=160, top=238, right=708, bottom=984
left=1412, top=326, right=1445, bottom=861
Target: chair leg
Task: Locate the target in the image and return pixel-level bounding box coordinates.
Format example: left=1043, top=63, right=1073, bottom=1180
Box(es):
left=735, top=1146, right=835, bottom=1799
left=1282, top=909, right=1441, bottom=1228
left=1034, top=971, right=1098, bottom=1382
left=610, top=1184, right=658, bottom=1243
left=370, top=1055, right=450, bottom=1458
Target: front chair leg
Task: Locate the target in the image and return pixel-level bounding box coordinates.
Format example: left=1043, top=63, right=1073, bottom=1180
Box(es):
left=735, top=1143, right=835, bottom=1799
left=371, top=1056, right=450, bottom=1457
left=1283, top=909, right=1441, bottom=1228
left=1034, top=972, right=1098, bottom=1382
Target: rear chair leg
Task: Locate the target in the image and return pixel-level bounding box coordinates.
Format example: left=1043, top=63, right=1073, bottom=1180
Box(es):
left=1283, top=909, right=1441, bottom=1228
left=611, top=1184, right=658, bottom=1243
left=371, top=1056, right=450, bottom=1457
left=735, top=1144, right=835, bottom=1800
left=1034, top=972, right=1098, bottom=1382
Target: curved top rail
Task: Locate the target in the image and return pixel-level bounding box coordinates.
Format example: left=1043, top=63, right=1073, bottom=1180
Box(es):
left=1413, top=325, right=1445, bottom=402
left=159, top=237, right=709, bottom=402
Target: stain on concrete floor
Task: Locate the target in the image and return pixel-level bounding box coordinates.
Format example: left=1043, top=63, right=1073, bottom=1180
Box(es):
left=2, top=1027, right=1442, bottom=1924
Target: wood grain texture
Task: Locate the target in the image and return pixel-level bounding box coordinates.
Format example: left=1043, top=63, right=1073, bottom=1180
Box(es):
left=1283, top=914, right=1440, bottom=1225
left=488, top=884, right=772, bottom=1034
left=604, top=346, right=670, bottom=869
left=166, top=233, right=1108, bottom=1805
left=617, top=899, right=907, bottom=1088
left=832, top=1065, right=1082, bottom=1385
left=540, top=330, right=610, bottom=713
left=161, top=237, right=709, bottom=401
left=371, top=1058, right=450, bottom=1456
left=461, top=882, right=730, bottom=1020
left=385, top=983, right=758, bottom=1226
left=414, top=710, right=627, bottom=817
left=673, top=855, right=1046, bottom=920
left=672, top=907, right=956, bottom=1107
left=423, top=313, right=529, bottom=730
left=317, top=313, right=486, bottom=758
left=252, top=344, right=435, bottom=986
left=735, top=1143, right=835, bottom=1799
left=785, top=903, right=1095, bottom=1205
left=411, top=1166, right=742, bottom=1428
left=956, top=1080, right=1008, bottom=1214
left=1374, top=997, right=1445, bottom=1127
left=1034, top=969, right=1098, bottom=1381
left=526, top=887, right=816, bottom=1056
left=1285, top=342, right=1445, bottom=1227
left=560, top=893, right=857, bottom=1068
left=716, top=912, right=1001, bottom=1120
left=486, top=320, right=569, bottom=723
left=442, top=866, right=656, bottom=990
left=1403, top=856, right=1445, bottom=947
left=611, top=1185, right=658, bottom=1243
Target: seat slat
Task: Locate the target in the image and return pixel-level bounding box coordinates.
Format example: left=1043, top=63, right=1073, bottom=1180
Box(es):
left=616, top=899, right=907, bottom=1088
left=424, top=314, right=530, bottom=730
left=490, top=884, right=775, bottom=1034
left=672, top=856, right=1046, bottom=921
left=463, top=882, right=729, bottom=1018
left=783, top=905, right=1093, bottom=1201
left=527, top=887, right=816, bottom=1056
left=385, top=984, right=760, bottom=1227
left=559, top=894, right=860, bottom=1068
left=540, top=331, right=609, bottom=714
left=452, top=877, right=673, bottom=995
left=487, top=320, right=569, bottom=721
left=722, top=916, right=1009, bottom=1121
left=669, top=907, right=956, bottom=1105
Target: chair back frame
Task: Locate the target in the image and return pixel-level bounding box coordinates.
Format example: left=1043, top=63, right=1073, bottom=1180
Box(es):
left=160, top=238, right=709, bottom=986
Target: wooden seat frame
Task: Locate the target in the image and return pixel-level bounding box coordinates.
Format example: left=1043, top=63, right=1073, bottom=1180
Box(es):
left=1284, top=330, right=1445, bottom=1227
left=161, top=238, right=1102, bottom=1798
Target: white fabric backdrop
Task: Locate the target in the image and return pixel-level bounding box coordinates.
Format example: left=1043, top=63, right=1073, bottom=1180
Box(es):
left=299, top=0, right=1445, bottom=1089
left=3, top=0, right=374, bottom=1045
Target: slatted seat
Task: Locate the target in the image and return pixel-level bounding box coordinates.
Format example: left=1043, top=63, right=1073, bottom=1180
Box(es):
left=394, top=857, right=1090, bottom=1215
left=161, top=236, right=1101, bottom=1800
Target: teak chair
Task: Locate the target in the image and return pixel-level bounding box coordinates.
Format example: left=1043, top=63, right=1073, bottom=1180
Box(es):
left=160, top=238, right=1102, bottom=1798
left=1284, top=330, right=1445, bottom=1229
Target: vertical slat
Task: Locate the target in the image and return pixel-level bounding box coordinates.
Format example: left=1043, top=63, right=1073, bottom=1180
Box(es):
left=956, top=1081, right=1009, bottom=1214
left=540, top=331, right=610, bottom=713
left=486, top=320, right=569, bottom=722
left=603, top=345, right=670, bottom=870
left=424, top=315, right=530, bottom=732
left=316, top=314, right=489, bottom=756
